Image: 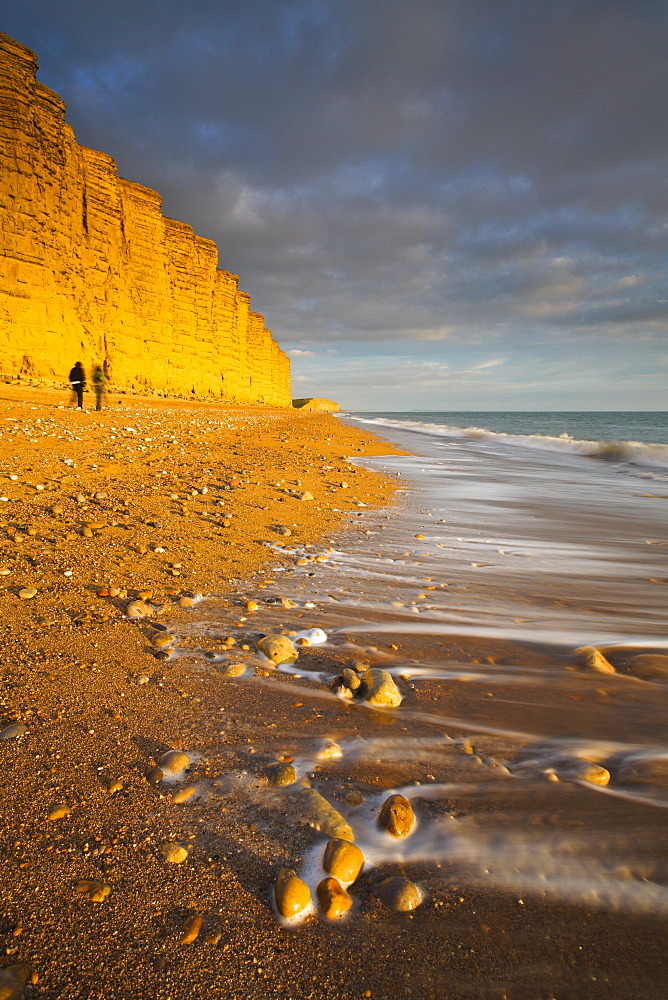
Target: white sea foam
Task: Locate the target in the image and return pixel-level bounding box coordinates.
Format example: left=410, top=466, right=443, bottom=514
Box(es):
left=352, top=416, right=668, bottom=471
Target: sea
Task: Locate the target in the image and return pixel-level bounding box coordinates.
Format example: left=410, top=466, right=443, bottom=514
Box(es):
left=190, top=411, right=668, bottom=922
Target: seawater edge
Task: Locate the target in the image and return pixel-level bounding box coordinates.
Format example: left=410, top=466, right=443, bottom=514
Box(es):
left=153, top=413, right=667, bottom=996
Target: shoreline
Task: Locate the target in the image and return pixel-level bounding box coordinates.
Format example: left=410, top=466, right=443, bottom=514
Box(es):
left=1, top=387, right=666, bottom=999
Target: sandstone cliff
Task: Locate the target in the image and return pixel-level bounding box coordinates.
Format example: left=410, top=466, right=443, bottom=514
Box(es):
left=292, top=398, right=340, bottom=412
left=0, top=33, right=291, bottom=405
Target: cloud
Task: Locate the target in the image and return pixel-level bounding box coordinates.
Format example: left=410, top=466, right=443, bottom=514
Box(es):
left=1, top=0, right=666, bottom=408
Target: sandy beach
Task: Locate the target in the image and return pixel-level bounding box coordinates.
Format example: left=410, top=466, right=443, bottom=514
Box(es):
left=0, top=386, right=666, bottom=1000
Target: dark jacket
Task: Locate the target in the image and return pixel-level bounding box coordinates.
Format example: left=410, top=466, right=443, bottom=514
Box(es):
left=69, top=364, right=85, bottom=387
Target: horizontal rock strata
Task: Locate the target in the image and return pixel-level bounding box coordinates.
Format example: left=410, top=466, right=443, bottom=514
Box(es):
left=0, top=33, right=290, bottom=405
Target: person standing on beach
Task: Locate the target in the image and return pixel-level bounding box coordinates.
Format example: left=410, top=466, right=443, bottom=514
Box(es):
left=68, top=361, right=85, bottom=409
left=92, top=364, right=108, bottom=411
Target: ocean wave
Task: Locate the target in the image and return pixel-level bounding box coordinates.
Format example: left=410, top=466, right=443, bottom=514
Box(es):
left=352, top=416, right=668, bottom=471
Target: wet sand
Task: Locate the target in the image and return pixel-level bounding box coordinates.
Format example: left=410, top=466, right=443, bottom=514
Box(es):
left=0, top=386, right=666, bottom=1000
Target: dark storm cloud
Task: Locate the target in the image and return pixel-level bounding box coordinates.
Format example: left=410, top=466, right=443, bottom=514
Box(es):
left=1, top=0, right=666, bottom=406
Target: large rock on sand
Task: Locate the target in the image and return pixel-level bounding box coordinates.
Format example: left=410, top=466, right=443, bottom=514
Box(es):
left=0, top=963, right=31, bottom=1000
left=378, top=876, right=421, bottom=912
left=621, top=654, right=668, bottom=681
left=301, top=788, right=355, bottom=842
left=323, top=838, right=364, bottom=883
left=377, top=794, right=415, bottom=837
left=274, top=869, right=311, bottom=918
left=157, top=750, right=190, bottom=780
left=316, top=877, right=352, bottom=919
left=618, top=755, right=668, bottom=787
left=257, top=634, right=298, bottom=665
left=574, top=646, right=616, bottom=674
left=359, top=668, right=402, bottom=706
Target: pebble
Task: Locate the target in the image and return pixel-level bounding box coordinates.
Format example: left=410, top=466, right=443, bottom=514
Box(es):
left=47, top=805, right=72, bottom=821
left=180, top=914, right=203, bottom=945
left=315, top=739, right=342, bottom=761
left=126, top=600, right=154, bottom=618
left=266, top=762, right=297, bottom=786
left=76, top=878, right=111, bottom=902
left=378, top=876, right=421, bottom=911
left=622, top=653, right=668, bottom=681
left=17, top=588, right=37, bottom=600
left=293, top=627, right=327, bottom=645
left=146, top=766, right=164, bottom=785
left=0, top=723, right=28, bottom=740
left=0, top=963, right=31, bottom=1000
left=172, top=784, right=198, bottom=804
left=618, top=755, right=668, bottom=786
left=272, top=525, right=292, bottom=536
left=178, top=596, right=195, bottom=608
left=323, top=838, right=364, bottom=883
left=150, top=632, right=175, bottom=649
left=575, top=646, right=616, bottom=674
left=316, top=877, right=353, bottom=919
left=157, top=749, right=190, bottom=779
left=299, top=491, right=315, bottom=501
left=360, top=667, right=402, bottom=706
left=377, top=794, right=415, bottom=837
left=257, top=634, right=298, bottom=665
left=342, top=667, right=361, bottom=690
left=566, top=760, right=611, bottom=786
left=274, top=869, right=311, bottom=918
left=221, top=663, right=246, bottom=678
left=302, top=788, right=355, bottom=842
left=161, top=842, right=189, bottom=864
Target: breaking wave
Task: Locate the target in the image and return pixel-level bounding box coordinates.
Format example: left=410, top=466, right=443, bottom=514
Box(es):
left=352, top=416, right=668, bottom=471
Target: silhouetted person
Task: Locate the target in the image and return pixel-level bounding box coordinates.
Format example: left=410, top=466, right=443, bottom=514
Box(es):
left=69, top=361, right=85, bottom=409
left=92, top=364, right=108, bottom=411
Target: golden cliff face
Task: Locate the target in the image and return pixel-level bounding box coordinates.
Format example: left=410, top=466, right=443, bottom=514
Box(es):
left=0, top=33, right=291, bottom=405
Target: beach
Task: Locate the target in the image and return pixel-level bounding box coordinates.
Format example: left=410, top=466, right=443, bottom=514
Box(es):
left=0, top=388, right=666, bottom=1000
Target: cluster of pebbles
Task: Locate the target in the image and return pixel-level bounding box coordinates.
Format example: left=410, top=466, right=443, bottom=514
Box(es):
left=575, top=645, right=668, bottom=682
left=274, top=792, right=421, bottom=923
left=135, top=726, right=424, bottom=928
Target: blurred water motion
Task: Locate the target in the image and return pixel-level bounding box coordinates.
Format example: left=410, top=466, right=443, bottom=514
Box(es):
left=191, top=425, right=667, bottom=913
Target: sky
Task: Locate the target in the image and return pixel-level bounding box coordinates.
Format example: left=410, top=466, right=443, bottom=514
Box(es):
left=1, top=0, right=666, bottom=410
